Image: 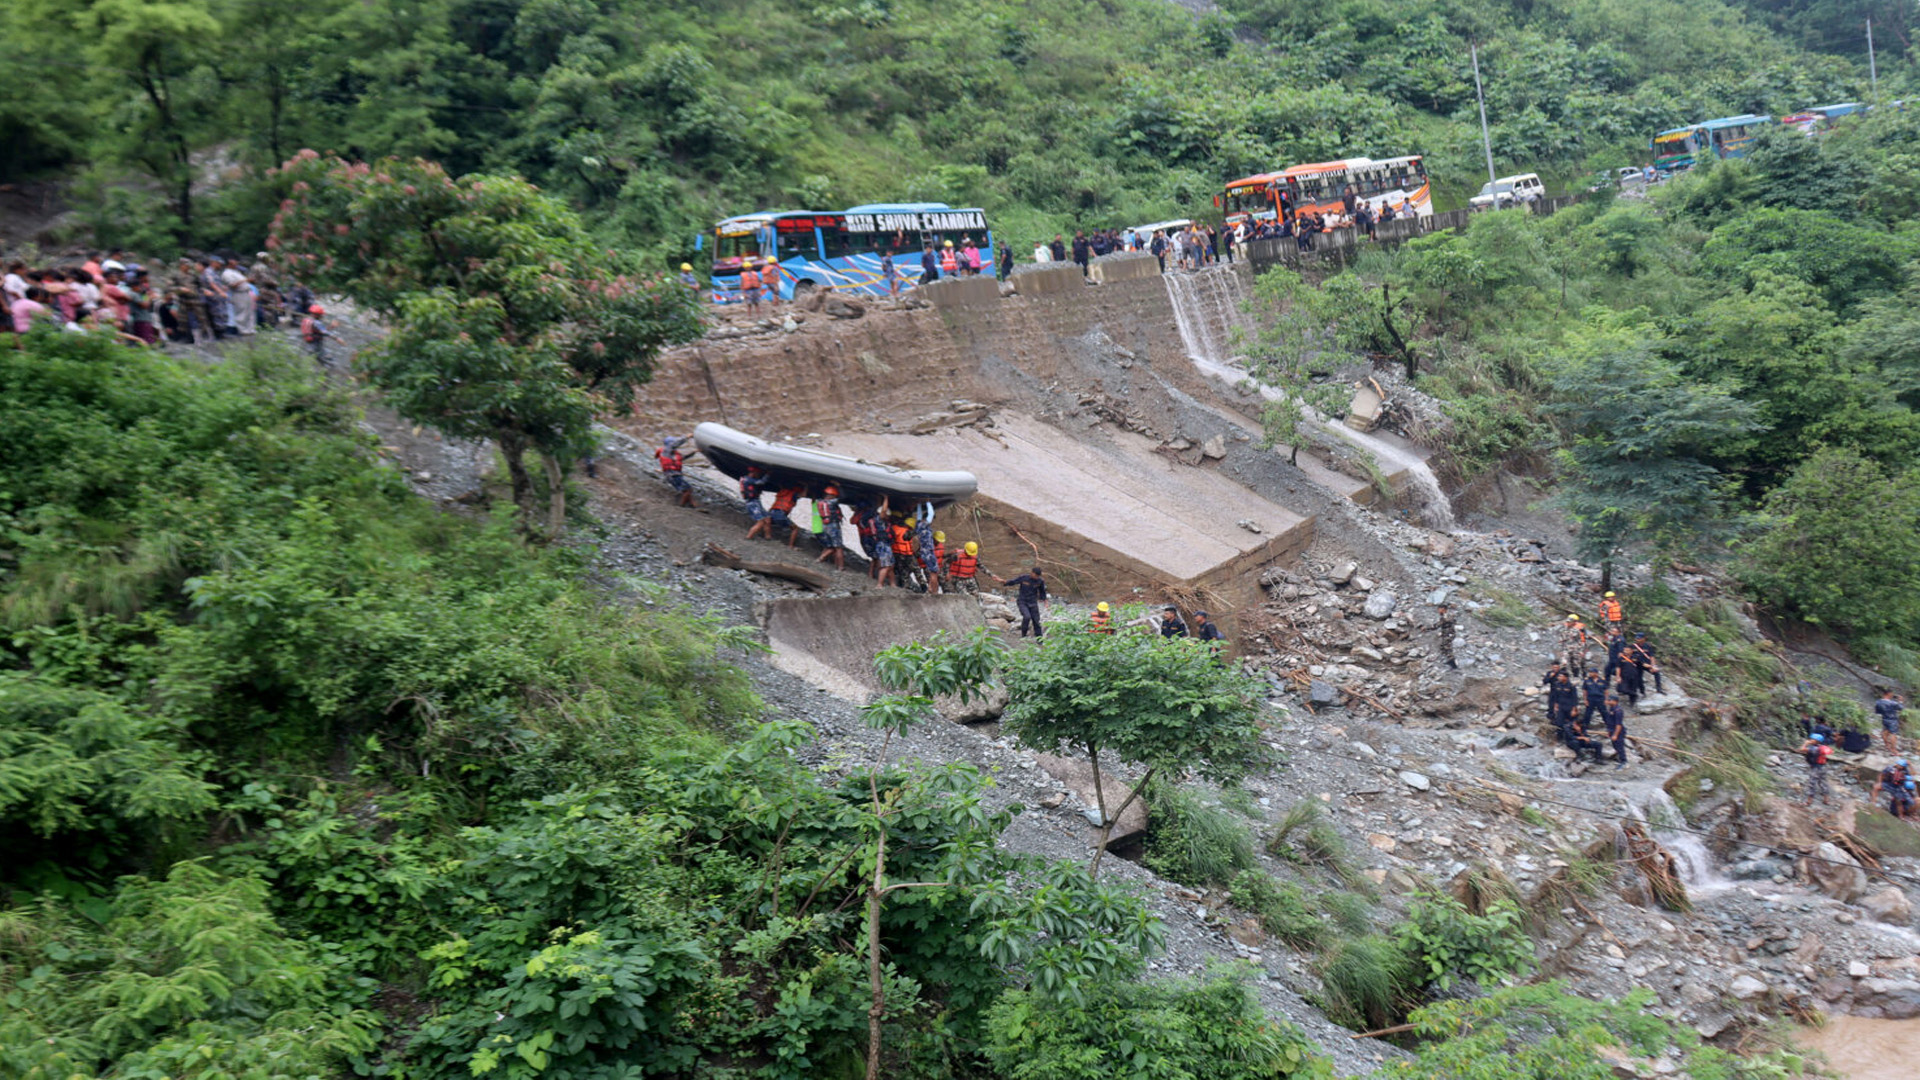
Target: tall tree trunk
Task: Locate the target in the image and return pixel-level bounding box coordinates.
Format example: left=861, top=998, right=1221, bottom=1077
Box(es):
left=1600, top=558, right=1614, bottom=592
left=540, top=452, right=567, bottom=537
left=267, top=67, right=285, bottom=163
left=1088, top=746, right=1109, bottom=876
left=866, top=826, right=888, bottom=1080
left=135, top=52, right=194, bottom=233
left=1380, top=282, right=1418, bottom=381
left=498, top=431, right=534, bottom=527
left=1089, top=753, right=1155, bottom=879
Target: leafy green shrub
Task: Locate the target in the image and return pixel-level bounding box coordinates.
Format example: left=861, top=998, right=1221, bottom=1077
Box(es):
left=983, top=968, right=1332, bottom=1080
left=1229, top=871, right=1323, bottom=950
left=0, top=861, right=379, bottom=1079
left=1142, top=783, right=1257, bottom=889
left=1735, top=447, right=1920, bottom=644
left=1380, top=981, right=1812, bottom=1079
left=1396, top=894, right=1533, bottom=992
left=1315, top=934, right=1412, bottom=1031
left=215, top=782, right=452, bottom=978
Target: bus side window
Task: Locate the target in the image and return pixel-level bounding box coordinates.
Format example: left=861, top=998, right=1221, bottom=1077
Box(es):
left=822, top=230, right=856, bottom=261
left=777, top=229, right=816, bottom=261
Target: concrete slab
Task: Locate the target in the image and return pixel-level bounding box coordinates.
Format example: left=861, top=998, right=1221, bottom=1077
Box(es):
left=1090, top=253, right=1161, bottom=284
left=761, top=593, right=985, bottom=702
left=1019, top=265, right=1086, bottom=296
left=823, top=413, right=1312, bottom=602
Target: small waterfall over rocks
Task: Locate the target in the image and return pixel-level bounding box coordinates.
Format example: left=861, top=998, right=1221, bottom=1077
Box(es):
left=1630, top=789, right=1731, bottom=899
left=1164, top=267, right=1456, bottom=530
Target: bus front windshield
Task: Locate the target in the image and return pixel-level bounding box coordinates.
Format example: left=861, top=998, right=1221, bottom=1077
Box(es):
left=1226, top=188, right=1274, bottom=216
left=1655, top=131, right=1698, bottom=155
left=714, top=232, right=761, bottom=263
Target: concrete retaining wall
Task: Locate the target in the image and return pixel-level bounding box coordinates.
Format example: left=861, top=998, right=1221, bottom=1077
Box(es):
left=762, top=593, right=985, bottom=701
left=621, top=272, right=1191, bottom=439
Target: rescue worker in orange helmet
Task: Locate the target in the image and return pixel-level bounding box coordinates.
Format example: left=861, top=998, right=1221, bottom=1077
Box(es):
left=948, top=540, right=981, bottom=594
left=1599, top=591, right=1623, bottom=628
left=1089, top=601, right=1114, bottom=634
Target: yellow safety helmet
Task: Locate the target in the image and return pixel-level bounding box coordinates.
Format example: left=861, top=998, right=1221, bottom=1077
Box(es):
left=943, top=240, right=954, bottom=247
left=1096, top=602, right=1110, bottom=613
left=680, top=262, right=693, bottom=272
left=964, top=541, right=978, bottom=555
left=906, top=517, right=916, bottom=527
left=934, top=531, right=946, bottom=543
left=1604, top=591, right=1616, bottom=598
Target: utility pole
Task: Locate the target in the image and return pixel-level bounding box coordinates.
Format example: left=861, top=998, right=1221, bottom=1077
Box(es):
left=1471, top=41, right=1496, bottom=186
left=1868, top=18, right=1879, bottom=102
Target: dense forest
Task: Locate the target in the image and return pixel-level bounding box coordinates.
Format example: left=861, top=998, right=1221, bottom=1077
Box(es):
left=0, top=0, right=1909, bottom=261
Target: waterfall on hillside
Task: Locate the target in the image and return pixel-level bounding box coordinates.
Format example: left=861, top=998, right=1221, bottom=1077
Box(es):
left=1164, top=267, right=1250, bottom=368
left=1164, top=267, right=1456, bottom=530
left=1632, top=790, right=1731, bottom=898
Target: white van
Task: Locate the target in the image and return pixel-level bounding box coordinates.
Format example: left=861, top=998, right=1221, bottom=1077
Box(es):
left=1469, top=173, right=1545, bottom=210
left=1125, top=219, right=1193, bottom=248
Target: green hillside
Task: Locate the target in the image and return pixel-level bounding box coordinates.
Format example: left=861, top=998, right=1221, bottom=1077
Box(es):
left=0, top=0, right=1900, bottom=258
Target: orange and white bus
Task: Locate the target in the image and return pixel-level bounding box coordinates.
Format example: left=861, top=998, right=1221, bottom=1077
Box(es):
left=1220, top=155, right=1433, bottom=226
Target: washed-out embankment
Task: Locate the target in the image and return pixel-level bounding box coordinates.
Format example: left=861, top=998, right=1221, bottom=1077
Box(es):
left=611, top=254, right=1448, bottom=619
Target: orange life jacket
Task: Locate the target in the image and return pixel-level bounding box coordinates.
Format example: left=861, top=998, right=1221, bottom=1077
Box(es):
left=950, top=551, right=978, bottom=578
left=940, top=249, right=958, bottom=273
left=1601, top=599, right=1622, bottom=623
left=890, top=523, right=914, bottom=556
left=655, top=448, right=683, bottom=473
left=1089, top=610, right=1114, bottom=634
left=771, top=488, right=799, bottom=513
left=932, top=542, right=946, bottom=571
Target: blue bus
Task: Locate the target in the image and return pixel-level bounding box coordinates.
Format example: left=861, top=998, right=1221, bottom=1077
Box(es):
left=1784, top=103, right=1864, bottom=133
left=1651, top=114, right=1776, bottom=171
left=705, top=204, right=995, bottom=304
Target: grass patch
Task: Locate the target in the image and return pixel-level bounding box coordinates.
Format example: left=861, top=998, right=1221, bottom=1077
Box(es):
left=1468, top=580, right=1536, bottom=630
left=1143, top=783, right=1257, bottom=889
left=1694, top=731, right=1775, bottom=811
left=1321, top=890, right=1374, bottom=935
left=1316, top=935, right=1412, bottom=1031
left=1267, top=799, right=1368, bottom=891
left=1230, top=871, right=1325, bottom=950
left=1270, top=798, right=1325, bottom=850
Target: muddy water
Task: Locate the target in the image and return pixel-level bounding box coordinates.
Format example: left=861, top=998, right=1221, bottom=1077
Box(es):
left=1797, top=1016, right=1920, bottom=1078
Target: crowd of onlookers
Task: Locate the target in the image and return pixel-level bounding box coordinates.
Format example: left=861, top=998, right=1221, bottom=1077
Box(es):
left=1023, top=197, right=1428, bottom=280
left=4, top=249, right=335, bottom=363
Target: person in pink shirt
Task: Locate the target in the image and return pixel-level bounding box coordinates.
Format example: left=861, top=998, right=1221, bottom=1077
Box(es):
left=962, top=238, right=982, bottom=276
left=12, top=286, right=50, bottom=333
left=100, top=267, right=132, bottom=324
